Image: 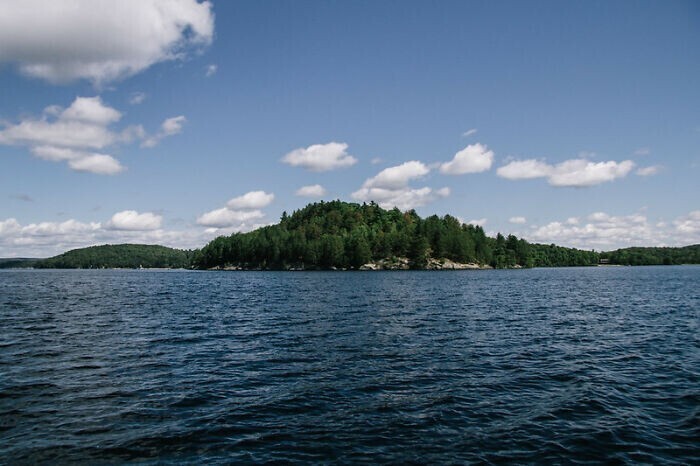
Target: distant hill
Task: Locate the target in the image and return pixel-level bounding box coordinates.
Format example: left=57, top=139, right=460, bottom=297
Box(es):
left=193, top=200, right=600, bottom=270
left=34, top=244, right=192, bottom=269
left=0, top=258, right=40, bottom=269
left=600, top=245, right=700, bottom=266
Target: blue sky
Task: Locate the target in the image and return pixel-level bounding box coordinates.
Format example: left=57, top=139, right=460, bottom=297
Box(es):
left=1, top=0, right=698, bottom=257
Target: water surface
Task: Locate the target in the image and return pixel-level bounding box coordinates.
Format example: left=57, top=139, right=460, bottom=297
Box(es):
left=1, top=267, right=698, bottom=464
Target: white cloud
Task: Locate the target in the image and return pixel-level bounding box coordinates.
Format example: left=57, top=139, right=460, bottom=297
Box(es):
left=497, top=157, right=635, bottom=187
left=282, top=142, right=357, bottom=172
left=226, top=191, right=274, bottom=209
left=0, top=98, right=119, bottom=149
left=351, top=161, right=448, bottom=210
left=129, top=92, right=146, bottom=105
left=0, top=213, right=229, bottom=258
left=496, top=159, right=551, bottom=179
left=0, top=96, right=182, bottom=174
left=68, top=154, right=124, bottom=175
left=296, top=184, right=327, bottom=198
left=440, top=143, right=494, bottom=175
left=196, top=208, right=265, bottom=228
left=352, top=186, right=449, bottom=211
left=205, top=64, right=218, bottom=77
left=673, top=210, right=700, bottom=236
left=0, top=0, right=214, bottom=85
left=548, top=160, right=635, bottom=187
left=161, top=116, right=186, bottom=135
left=60, top=96, right=122, bottom=124
left=462, top=128, right=478, bottom=137
left=524, top=210, right=700, bottom=250
left=467, top=218, right=487, bottom=227
left=509, top=216, right=527, bottom=224
left=197, top=190, right=274, bottom=228
left=636, top=165, right=662, bottom=177
left=362, top=161, right=429, bottom=189
left=106, top=210, right=162, bottom=231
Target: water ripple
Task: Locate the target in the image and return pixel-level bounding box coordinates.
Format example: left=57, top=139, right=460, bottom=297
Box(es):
left=0, top=267, right=698, bottom=464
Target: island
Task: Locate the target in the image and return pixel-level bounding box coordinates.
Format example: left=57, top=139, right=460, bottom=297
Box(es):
left=4, top=201, right=696, bottom=270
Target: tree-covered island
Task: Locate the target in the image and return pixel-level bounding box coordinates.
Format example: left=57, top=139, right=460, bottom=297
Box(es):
left=5, top=201, right=698, bottom=270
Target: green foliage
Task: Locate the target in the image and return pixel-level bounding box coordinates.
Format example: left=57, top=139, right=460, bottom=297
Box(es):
left=34, top=244, right=193, bottom=269
left=600, top=245, right=700, bottom=266
left=194, top=200, right=603, bottom=270
left=0, top=258, right=39, bottom=269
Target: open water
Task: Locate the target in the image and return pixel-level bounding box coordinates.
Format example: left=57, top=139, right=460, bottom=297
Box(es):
left=1, top=267, right=698, bottom=464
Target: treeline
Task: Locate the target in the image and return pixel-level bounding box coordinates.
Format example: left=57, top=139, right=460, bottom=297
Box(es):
left=0, top=258, right=39, bottom=269
left=193, top=201, right=599, bottom=269
left=34, top=244, right=193, bottom=269
left=601, top=245, right=700, bottom=266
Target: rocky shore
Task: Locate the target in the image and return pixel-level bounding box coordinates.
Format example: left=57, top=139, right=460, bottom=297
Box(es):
left=210, top=257, right=493, bottom=271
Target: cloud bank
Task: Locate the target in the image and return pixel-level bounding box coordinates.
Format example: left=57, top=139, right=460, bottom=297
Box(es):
left=521, top=210, right=700, bottom=250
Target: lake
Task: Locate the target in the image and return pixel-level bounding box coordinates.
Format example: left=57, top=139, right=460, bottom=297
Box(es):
left=1, top=267, right=698, bottom=464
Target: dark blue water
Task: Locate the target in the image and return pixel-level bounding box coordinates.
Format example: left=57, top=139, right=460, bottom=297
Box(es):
left=1, top=267, right=698, bottom=464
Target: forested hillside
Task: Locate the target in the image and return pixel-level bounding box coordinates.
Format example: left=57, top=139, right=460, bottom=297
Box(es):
left=601, top=245, right=700, bottom=265
left=193, top=201, right=599, bottom=269
left=34, top=244, right=192, bottom=269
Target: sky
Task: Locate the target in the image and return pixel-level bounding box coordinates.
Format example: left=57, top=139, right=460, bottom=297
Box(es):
left=1, top=0, right=699, bottom=257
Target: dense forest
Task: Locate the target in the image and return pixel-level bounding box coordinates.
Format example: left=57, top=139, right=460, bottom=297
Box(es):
left=0, top=258, right=39, bottom=269
left=193, top=201, right=600, bottom=269
left=33, top=244, right=193, bottom=269
left=600, top=245, right=700, bottom=266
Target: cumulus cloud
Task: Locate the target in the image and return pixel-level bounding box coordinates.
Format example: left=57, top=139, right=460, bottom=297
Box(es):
left=351, top=161, right=449, bottom=210
left=0, top=0, right=214, bottom=85
left=205, top=64, right=218, bottom=77
left=497, top=157, right=635, bottom=187
left=282, top=142, right=357, bottom=172
left=636, top=165, right=662, bottom=177
left=226, top=191, right=274, bottom=209
left=509, top=216, right=527, bottom=224
left=197, top=190, right=274, bottom=228
left=440, top=143, right=494, bottom=175
left=296, top=184, right=327, bottom=198
left=362, top=161, right=429, bottom=189
left=523, top=210, right=700, bottom=250
left=68, top=153, right=124, bottom=175
left=106, top=210, right=162, bottom=231
left=0, top=96, right=184, bottom=174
